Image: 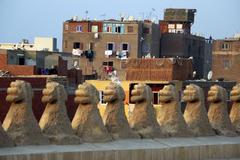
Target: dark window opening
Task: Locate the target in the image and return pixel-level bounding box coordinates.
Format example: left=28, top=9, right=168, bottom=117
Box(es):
left=73, top=42, right=83, bottom=49
left=103, top=61, right=113, bottom=66
left=107, top=43, right=114, bottom=50
left=19, top=57, right=25, bottom=65
left=122, top=43, right=129, bottom=51
left=115, top=26, right=121, bottom=33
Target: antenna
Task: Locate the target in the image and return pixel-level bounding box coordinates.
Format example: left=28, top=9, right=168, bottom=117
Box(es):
left=207, top=71, right=213, bottom=80
left=85, top=10, right=89, bottom=20
left=100, top=14, right=106, bottom=20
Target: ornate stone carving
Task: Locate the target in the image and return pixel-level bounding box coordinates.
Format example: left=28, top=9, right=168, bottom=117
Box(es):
left=39, top=82, right=81, bottom=144
left=230, top=84, right=240, bottom=133
left=183, top=84, right=215, bottom=136
left=103, top=82, right=139, bottom=139
left=129, top=83, right=163, bottom=138
left=3, top=80, right=49, bottom=145
left=207, top=85, right=237, bottom=136
left=157, top=85, right=192, bottom=137
left=72, top=82, right=112, bottom=142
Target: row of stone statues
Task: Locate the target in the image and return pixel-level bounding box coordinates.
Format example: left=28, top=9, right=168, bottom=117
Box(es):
left=0, top=80, right=240, bottom=148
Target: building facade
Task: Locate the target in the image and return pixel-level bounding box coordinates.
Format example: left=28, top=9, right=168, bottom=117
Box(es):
left=0, top=37, right=58, bottom=52
left=212, top=35, right=240, bottom=82
left=159, top=8, right=212, bottom=79
left=62, top=19, right=160, bottom=80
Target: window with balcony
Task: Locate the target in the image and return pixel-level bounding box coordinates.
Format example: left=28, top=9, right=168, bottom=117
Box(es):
left=76, top=25, right=82, bottom=32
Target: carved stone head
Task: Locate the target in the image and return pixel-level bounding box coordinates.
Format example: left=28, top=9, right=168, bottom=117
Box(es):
left=103, top=82, right=125, bottom=103
left=158, top=85, right=178, bottom=103
left=182, top=84, right=203, bottom=103
left=6, top=80, right=33, bottom=103
left=130, top=83, right=153, bottom=103
left=42, top=82, right=67, bottom=104
left=230, top=84, right=240, bottom=102
left=207, top=85, right=227, bottom=103
left=74, top=82, right=100, bottom=105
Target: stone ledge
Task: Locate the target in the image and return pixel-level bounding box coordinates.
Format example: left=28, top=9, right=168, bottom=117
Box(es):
left=0, top=136, right=240, bottom=160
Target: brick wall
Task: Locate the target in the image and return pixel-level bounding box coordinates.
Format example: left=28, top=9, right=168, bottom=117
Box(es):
left=212, top=54, right=240, bottom=82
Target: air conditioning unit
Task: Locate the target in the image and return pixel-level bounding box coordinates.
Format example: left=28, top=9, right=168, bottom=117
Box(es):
left=94, top=33, right=99, bottom=39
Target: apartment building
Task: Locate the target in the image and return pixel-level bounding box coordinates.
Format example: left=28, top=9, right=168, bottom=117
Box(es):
left=212, top=34, right=240, bottom=82
left=62, top=19, right=160, bottom=80
left=159, top=8, right=212, bottom=79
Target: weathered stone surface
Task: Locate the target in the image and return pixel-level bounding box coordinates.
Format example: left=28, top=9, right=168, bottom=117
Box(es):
left=129, top=83, right=163, bottom=138
left=103, top=82, right=139, bottom=139
left=39, top=82, right=81, bottom=145
left=2, top=80, right=49, bottom=145
left=183, top=84, right=215, bottom=136
left=207, top=85, right=237, bottom=136
left=72, top=82, right=112, bottom=142
left=230, top=84, right=240, bottom=133
left=0, top=123, right=14, bottom=147
left=157, top=85, right=192, bottom=137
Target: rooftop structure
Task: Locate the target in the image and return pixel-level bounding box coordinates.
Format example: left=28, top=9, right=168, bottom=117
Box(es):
left=0, top=37, right=58, bottom=52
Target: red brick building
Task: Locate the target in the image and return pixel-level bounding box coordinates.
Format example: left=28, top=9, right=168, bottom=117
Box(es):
left=212, top=35, right=240, bottom=82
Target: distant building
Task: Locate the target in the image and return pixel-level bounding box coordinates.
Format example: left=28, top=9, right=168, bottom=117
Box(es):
left=0, top=37, right=58, bottom=52
left=62, top=19, right=160, bottom=80
left=212, top=34, right=240, bottom=82
left=159, top=8, right=212, bottom=79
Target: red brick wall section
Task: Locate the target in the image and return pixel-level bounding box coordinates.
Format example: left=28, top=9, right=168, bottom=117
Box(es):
left=212, top=54, right=240, bottom=82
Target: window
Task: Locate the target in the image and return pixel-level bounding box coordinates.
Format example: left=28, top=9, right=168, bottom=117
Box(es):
left=64, top=40, right=68, bottom=48
left=89, top=42, right=94, bottom=50
left=115, top=26, right=121, bottom=33
left=65, top=24, right=69, bottom=31
left=73, top=42, right=83, bottom=50
left=221, top=43, right=230, bottom=50
left=103, top=61, right=113, bottom=66
left=107, top=26, right=112, bottom=33
left=168, top=24, right=175, bottom=29
left=176, top=24, right=183, bottom=29
left=76, top=25, right=82, bottom=32
left=106, top=42, right=115, bottom=51
left=223, top=59, right=231, bottom=69
left=127, top=26, right=134, bottom=33
left=91, top=25, right=98, bottom=33
left=122, top=43, right=129, bottom=51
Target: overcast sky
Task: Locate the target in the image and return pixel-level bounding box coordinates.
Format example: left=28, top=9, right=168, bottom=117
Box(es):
left=0, top=0, right=239, bottom=51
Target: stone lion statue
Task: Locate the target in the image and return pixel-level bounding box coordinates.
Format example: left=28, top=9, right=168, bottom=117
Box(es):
left=102, top=82, right=139, bottom=139
left=183, top=84, right=215, bottom=136
left=2, top=80, right=49, bottom=145
left=72, top=82, right=112, bottom=142
left=230, top=84, right=240, bottom=133
left=128, top=83, right=163, bottom=138
left=157, top=85, right=192, bottom=137
left=207, top=85, right=237, bottom=136
left=39, top=82, right=81, bottom=144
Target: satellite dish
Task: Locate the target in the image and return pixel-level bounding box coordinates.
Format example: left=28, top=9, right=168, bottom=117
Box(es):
left=193, top=71, right=196, bottom=78
left=207, top=71, right=213, bottom=80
